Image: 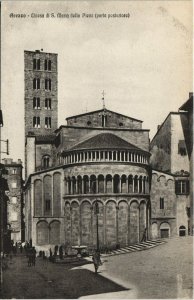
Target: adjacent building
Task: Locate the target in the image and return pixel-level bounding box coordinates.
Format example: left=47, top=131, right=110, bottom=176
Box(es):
left=2, top=158, right=24, bottom=243
left=150, top=94, right=193, bottom=238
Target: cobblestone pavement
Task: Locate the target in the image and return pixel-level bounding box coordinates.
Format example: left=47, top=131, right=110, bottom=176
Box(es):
left=1, top=236, right=193, bottom=299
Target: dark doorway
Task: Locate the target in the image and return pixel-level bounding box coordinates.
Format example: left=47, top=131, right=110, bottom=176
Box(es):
left=160, top=229, right=169, bottom=238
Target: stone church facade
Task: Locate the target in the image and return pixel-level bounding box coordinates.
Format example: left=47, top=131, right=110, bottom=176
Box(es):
left=23, top=50, right=192, bottom=249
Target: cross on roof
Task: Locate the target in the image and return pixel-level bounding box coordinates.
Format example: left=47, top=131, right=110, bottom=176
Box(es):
left=102, top=90, right=106, bottom=109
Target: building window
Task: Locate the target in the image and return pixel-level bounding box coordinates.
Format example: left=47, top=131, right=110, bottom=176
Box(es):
left=33, top=97, right=40, bottom=109
left=45, top=78, right=51, bottom=90
left=87, top=121, right=91, bottom=126
left=175, top=180, right=189, bottom=195
left=33, top=78, right=40, bottom=89
left=12, top=196, right=17, bottom=204
left=43, top=156, right=50, bottom=168
left=33, top=58, right=40, bottom=70
left=45, top=199, right=51, bottom=211
left=11, top=182, right=17, bottom=188
left=12, top=169, right=17, bottom=174
left=45, top=98, right=51, bottom=109
left=160, top=197, right=164, bottom=209
left=44, top=59, right=52, bottom=71
left=33, top=116, right=40, bottom=128
left=178, top=140, right=187, bottom=156
left=45, top=117, right=51, bottom=128
left=102, top=115, right=107, bottom=127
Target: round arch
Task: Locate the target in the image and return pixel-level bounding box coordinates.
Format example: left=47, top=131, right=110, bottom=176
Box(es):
left=160, top=222, right=170, bottom=238
left=49, top=220, right=61, bottom=245
left=36, top=220, right=49, bottom=245
left=179, top=225, right=186, bottom=236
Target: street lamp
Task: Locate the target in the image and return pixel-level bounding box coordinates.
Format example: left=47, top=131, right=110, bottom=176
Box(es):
left=94, top=200, right=99, bottom=252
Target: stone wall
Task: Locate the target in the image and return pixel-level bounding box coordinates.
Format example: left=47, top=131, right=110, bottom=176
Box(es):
left=171, top=114, right=189, bottom=173
left=24, top=50, right=58, bottom=137
left=57, top=127, right=150, bottom=152
left=150, top=170, right=177, bottom=238
left=150, top=114, right=171, bottom=172
left=66, top=109, right=142, bottom=129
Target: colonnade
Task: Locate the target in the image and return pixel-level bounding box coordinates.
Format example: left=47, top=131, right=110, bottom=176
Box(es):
left=62, top=150, right=149, bottom=165
left=64, top=174, right=149, bottom=195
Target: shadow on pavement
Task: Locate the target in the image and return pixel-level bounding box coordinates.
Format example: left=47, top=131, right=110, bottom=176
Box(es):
left=1, top=256, right=129, bottom=299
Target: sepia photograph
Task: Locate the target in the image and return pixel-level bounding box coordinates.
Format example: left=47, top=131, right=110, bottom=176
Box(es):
left=0, top=0, right=193, bottom=299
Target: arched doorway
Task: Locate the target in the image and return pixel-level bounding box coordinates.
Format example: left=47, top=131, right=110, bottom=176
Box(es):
left=160, top=222, right=170, bottom=238
left=179, top=225, right=186, bottom=236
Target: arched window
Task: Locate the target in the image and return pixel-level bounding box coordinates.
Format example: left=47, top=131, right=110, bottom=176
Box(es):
left=33, top=78, right=40, bottom=90
left=45, top=59, right=52, bottom=71
left=33, top=59, right=40, bottom=70
left=45, top=117, right=51, bottom=128
left=42, top=155, right=50, bottom=168
left=45, top=78, right=51, bottom=90
left=45, top=98, right=51, bottom=109
left=33, top=116, right=40, bottom=128
left=33, top=97, right=40, bottom=109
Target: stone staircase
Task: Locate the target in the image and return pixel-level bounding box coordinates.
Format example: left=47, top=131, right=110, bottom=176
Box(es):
left=101, top=239, right=166, bottom=257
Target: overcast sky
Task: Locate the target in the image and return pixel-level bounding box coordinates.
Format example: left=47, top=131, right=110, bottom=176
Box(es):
left=1, top=0, right=192, bottom=164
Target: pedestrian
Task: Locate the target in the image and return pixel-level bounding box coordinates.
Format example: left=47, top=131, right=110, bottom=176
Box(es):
left=141, top=228, right=147, bottom=242
left=92, top=250, right=101, bottom=274
left=20, top=245, right=23, bottom=254
left=32, top=247, right=36, bottom=266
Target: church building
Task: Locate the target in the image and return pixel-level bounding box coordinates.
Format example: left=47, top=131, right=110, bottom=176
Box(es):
left=23, top=50, right=192, bottom=249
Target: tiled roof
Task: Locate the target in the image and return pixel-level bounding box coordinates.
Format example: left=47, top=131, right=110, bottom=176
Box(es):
left=68, top=133, right=144, bottom=152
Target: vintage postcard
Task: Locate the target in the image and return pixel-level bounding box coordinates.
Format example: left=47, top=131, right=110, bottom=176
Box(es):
left=0, top=1, right=193, bottom=299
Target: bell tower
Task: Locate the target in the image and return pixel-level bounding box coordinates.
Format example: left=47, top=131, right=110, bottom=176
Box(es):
left=24, top=49, right=58, bottom=138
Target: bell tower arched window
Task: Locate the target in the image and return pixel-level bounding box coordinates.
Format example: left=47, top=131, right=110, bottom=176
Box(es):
left=42, top=155, right=50, bottom=168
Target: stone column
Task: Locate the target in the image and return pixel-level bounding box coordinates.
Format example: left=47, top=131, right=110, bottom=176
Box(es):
left=119, top=151, right=122, bottom=161
left=82, top=179, right=84, bottom=194
left=96, top=178, right=99, bottom=193
left=116, top=205, right=119, bottom=245
left=137, top=178, right=140, bottom=193
left=75, top=179, right=78, bottom=194
left=112, top=151, right=114, bottom=161
left=70, top=179, right=73, bottom=195
left=112, top=177, right=114, bottom=193
left=119, top=176, right=122, bottom=193
left=89, top=178, right=91, bottom=194
left=95, top=151, right=97, bottom=161
left=126, top=177, right=129, bottom=193
left=103, top=177, right=106, bottom=193
left=132, top=177, right=135, bottom=193
left=116, top=151, right=118, bottom=161
left=103, top=204, right=106, bottom=246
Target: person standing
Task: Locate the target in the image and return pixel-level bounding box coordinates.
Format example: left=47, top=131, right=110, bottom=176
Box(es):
left=32, top=247, right=36, bottom=266
left=92, top=251, right=101, bottom=274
